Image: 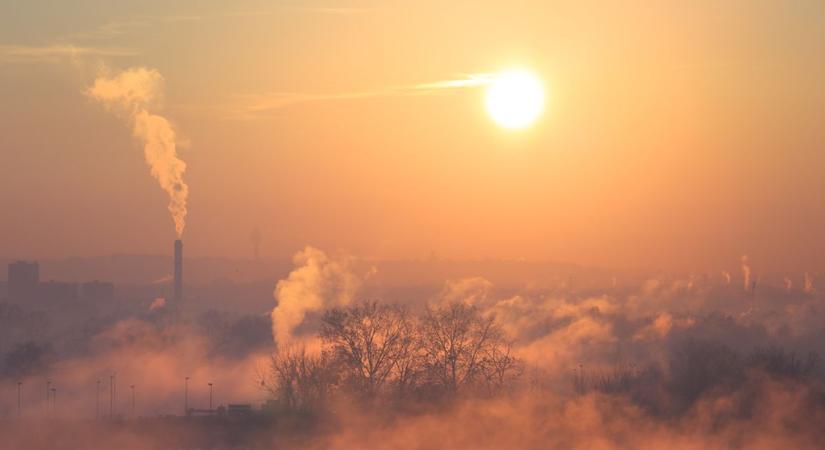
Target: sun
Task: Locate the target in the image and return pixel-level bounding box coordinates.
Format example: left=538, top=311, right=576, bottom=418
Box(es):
left=484, top=69, right=545, bottom=130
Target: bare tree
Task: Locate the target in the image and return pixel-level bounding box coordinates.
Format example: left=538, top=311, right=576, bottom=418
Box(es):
left=321, top=301, right=416, bottom=398
left=263, top=347, right=337, bottom=413
left=264, top=300, right=522, bottom=411
left=479, top=342, right=523, bottom=395
left=391, top=314, right=424, bottom=397
left=419, top=302, right=518, bottom=395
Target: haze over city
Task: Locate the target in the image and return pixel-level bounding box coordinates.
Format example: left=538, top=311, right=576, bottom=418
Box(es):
left=1, top=1, right=825, bottom=449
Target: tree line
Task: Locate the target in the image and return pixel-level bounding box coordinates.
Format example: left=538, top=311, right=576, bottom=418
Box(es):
left=262, top=300, right=522, bottom=413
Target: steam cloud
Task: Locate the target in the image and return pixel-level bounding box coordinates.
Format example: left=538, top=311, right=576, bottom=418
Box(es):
left=148, top=297, right=166, bottom=311
left=721, top=271, right=731, bottom=286
left=270, top=247, right=360, bottom=347
left=3, top=255, right=825, bottom=448
left=740, top=255, right=751, bottom=291
left=86, top=66, right=189, bottom=237
left=804, top=272, right=815, bottom=294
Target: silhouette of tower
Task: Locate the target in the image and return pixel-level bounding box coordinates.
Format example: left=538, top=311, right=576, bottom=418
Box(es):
left=174, top=240, right=183, bottom=302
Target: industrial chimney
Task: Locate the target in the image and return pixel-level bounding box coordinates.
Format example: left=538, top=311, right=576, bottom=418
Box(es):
left=174, top=239, right=183, bottom=302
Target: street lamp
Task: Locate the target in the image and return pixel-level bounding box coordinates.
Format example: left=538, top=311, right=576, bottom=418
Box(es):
left=208, top=383, right=213, bottom=411
left=109, top=374, right=114, bottom=417
left=45, top=380, right=51, bottom=417
left=184, top=377, right=190, bottom=416
left=17, top=382, right=22, bottom=419
left=96, top=380, right=101, bottom=420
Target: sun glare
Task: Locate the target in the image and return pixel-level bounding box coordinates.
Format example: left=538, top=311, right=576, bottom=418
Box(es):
left=485, top=69, right=545, bottom=130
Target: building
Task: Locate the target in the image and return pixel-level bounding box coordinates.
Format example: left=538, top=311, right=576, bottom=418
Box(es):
left=227, top=404, right=253, bottom=416
left=81, top=280, right=115, bottom=302
left=37, top=281, right=79, bottom=302
left=8, top=261, right=39, bottom=302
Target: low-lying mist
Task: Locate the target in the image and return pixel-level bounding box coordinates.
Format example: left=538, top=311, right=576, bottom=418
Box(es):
left=2, top=247, right=824, bottom=449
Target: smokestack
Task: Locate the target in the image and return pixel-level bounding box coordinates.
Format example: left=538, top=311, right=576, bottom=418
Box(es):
left=174, top=239, right=183, bottom=302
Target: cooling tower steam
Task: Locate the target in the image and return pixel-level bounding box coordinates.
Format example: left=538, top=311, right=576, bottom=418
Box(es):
left=86, top=66, right=189, bottom=237
left=721, top=270, right=732, bottom=286
left=271, top=247, right=359, bottom=347
left=740, top=255, right=752, bottom=291
left=804, top=272, right=814, bottom=294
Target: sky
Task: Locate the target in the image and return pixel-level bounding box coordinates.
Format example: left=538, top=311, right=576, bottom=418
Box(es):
left=1, top=0, right=824, bottom=273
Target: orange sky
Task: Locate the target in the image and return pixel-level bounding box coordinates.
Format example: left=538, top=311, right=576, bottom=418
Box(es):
left=1, top=0, right=824, bottom=273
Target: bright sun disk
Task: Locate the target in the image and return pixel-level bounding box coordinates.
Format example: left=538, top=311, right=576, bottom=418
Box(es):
left=485, top=69, right=545, bottom=130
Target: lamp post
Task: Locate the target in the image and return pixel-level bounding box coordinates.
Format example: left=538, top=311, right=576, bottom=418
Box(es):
left=96, top=380, right=101, bottom=420
left=45, top=380, right=51, bottom=417
left=184, top=377, right=190, bottom=416
left=17, top=382, right=22, bottom=419
left=208, top=383, right=213, bottom=411
left=113, top=373, right=117, bottom=417
left=109, top=373, right=118, bottom=418
left=109, top=374, right=114, bottom=417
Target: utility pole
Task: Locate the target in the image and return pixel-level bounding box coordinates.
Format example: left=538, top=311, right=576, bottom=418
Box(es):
left=45, top=380, right=51, bottom=417
left=96, top=380, right=100, bottom=420
left=17, top=382, right=22, bottom=419
left=208, top=383, right=213, bottom=411
left=130, top=385, right=135, bottom=418
left=109, top=374, right=114, bottom=418
left=113, top=373, right=117, bottom=417
left=184, top=377, right=189, bottom=416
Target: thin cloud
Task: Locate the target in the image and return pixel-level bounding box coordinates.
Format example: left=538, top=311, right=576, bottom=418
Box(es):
left=64, top=15, right=202, bottom=42
left=226, top=73, right=496, bottom=120
left=0, top=44, right=138, bottom=64
left=282, top=6, right=372, bottom=14
left=0, top=6, right=366, bottom=65
left=70, top=7, right=367, bottom=40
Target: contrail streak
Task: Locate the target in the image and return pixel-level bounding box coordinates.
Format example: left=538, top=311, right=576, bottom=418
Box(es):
left=230, top=73, right=497, bottom=119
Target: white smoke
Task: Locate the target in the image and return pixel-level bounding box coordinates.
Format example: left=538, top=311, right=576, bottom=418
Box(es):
left=784, top=276, right=793, bottom=292
left=86, top=66, right=189, bottom=237
left=804, top=272, right=815, bottom=294
left=149, top=297, right=166, bottom=311
left=271, top=247, right=360, bottom=347
left=436, top=276, right=494, bottom=308
left=741, top=255, right=752, bottom=291
left=721, top=271, right=732, bottom=286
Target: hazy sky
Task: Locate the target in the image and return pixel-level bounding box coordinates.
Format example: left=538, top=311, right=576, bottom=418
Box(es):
left=1, top=0, right=824, bottom=272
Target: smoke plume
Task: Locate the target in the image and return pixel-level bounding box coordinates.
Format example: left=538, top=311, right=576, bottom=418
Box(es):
left=270, top=247, right=360, bottom=347
left=86, top=66, right=189, bottom=237
left=740, top=255, right=751, bottom=291
left=148, top=298, right=166, bottom=311
left=721, top=271, right=732, bottom=286
left=804, top=272, right=814, bottom=294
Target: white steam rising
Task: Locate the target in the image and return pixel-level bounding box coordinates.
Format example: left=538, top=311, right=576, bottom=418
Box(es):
left=804, top=272, right=815, bottom=294
left=721, top=271, right=732, bottom=286
left=86, top=66, right=189, bottom=237
left=271, top=247, right=360, bottom=347
left=741, top=255, right=752, bottom=291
